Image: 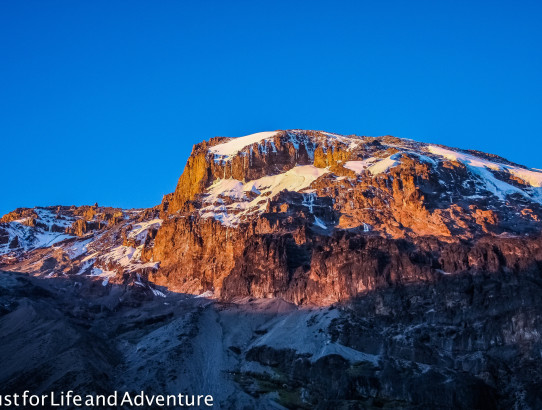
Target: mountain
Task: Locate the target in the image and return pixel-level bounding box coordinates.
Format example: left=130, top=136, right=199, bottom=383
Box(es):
left=151, top=130, right=542, bottom=304
left=2, top=130, right=542, bottom=409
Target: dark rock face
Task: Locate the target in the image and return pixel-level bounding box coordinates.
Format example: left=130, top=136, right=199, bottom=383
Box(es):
left=3, top=270, right=540, bottom=409
left=8, top=236, right=19, bottom=249
left=152, top=198, right=542, bottom=306
left=221, top=231, right=542, bottom=305
left=239, top=270, right=542, bottom=409
left=0, top=272, right=151, bottom=397
left=0, top=228, right=10, bottom=245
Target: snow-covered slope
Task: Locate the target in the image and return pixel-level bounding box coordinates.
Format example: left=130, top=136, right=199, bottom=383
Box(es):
left=209, top=131, right=279, bottom=162
left=427, top=145, right=542, bottom=201
left=344, top=154, right=401, bottom=175
left=200, top=165, right=329, bottom=226
left=0, top=207, right=75, bottom=255
left=0, top=205, right=163, bottom=290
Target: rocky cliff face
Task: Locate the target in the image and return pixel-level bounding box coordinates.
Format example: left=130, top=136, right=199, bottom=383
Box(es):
left=147, top=130, right=542, bottom=304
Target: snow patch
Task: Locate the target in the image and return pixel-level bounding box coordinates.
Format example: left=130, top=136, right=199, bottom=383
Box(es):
left=127, top=218, right=162, bottom=242
left=209, top=132, right=278, bottom=162
left=345, top=154, right=400, bottom=175
left=369, top=154, right=401, bottom=175
left=196, top=290, right=214, bottom=298
left=201, top=165, right=329, bottom=226
left=0, top=220, right=73, bottom=255
left=66, top=238, right=92, bottom=259
left=313, top=216, right=327, bottom=229
left=428, top=145, right=542, bottom=202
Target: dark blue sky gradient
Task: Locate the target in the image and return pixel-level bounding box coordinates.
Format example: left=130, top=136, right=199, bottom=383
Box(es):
left=1, top=0, right=541, bottom=215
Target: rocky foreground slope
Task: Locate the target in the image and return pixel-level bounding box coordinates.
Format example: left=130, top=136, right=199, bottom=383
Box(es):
left=1, top=130, right=542, bottom=408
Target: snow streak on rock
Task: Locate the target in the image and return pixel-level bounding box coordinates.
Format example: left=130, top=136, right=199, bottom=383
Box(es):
left=209, top=131, right=279, bottom=162
left=200, top=165, right=329, bottom=226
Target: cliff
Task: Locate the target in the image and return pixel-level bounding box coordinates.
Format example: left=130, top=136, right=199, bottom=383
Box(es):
left=148, top=130, right=542, bottom=303
left=2, top=129, right=542, bottom=305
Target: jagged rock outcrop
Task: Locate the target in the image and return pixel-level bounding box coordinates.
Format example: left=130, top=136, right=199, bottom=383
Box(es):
left=0, top=208, right=38, bottom=223
left=66, top=218, right=103, bottom=236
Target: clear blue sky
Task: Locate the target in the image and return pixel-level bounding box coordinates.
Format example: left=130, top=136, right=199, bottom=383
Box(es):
left=1, top=0, right=541, bottom=215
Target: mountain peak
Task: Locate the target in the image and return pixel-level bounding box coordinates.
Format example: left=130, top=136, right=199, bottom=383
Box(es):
left=2, top=129, right=542, bottom=306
